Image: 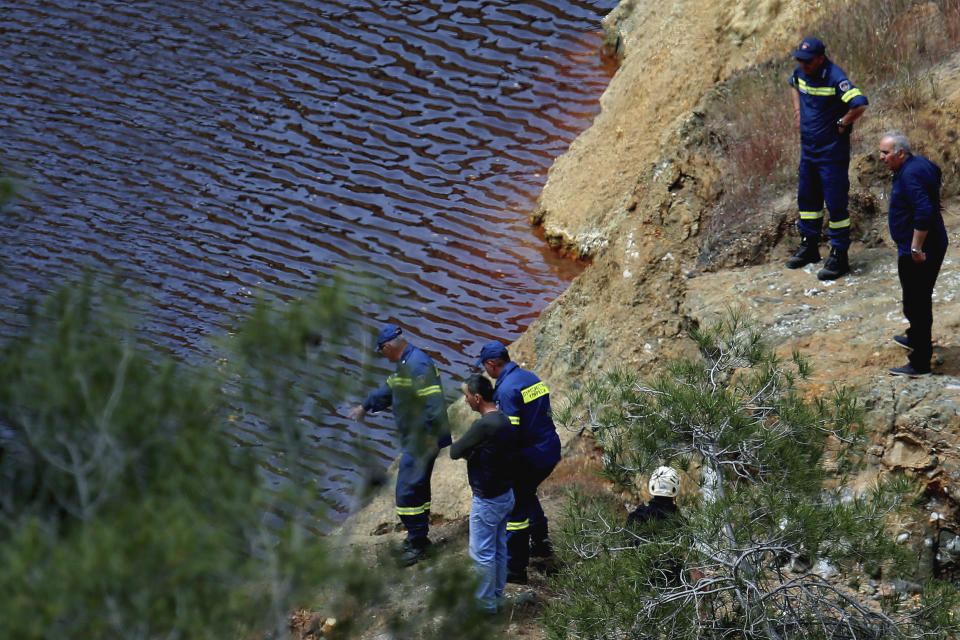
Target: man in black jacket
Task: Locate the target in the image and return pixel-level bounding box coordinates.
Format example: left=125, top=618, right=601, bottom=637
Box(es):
left=627, top=466, right=684, bottom=586
left=451, top=374, right=518, bottom=614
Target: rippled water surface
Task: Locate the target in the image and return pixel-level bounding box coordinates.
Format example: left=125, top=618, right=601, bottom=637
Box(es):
left=0, top=0, right=615, bottom=527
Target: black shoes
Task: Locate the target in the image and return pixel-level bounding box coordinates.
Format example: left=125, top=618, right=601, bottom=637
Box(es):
left=529, top=538, right=553, bottom=559
left=506, top=568, right=528, bottom=585
left=889, top=364, right=931, bottom=378
left=786, top=237, right=850, bottom=280
left=889, top=335, right=931, bottom=376
left=817, top=247, right=849, bottom=280
left=892, top=335, right=913, bottom=351
left=786, top=236, right=821, bottom=269
left=395, top=537, right=432, bottom=567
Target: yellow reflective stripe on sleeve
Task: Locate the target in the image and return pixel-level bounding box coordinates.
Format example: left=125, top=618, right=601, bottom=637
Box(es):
left=796, top=79, right=835, bottom=96
left=520, top=381, right=549, bottom=403
left=507, top=416, right=520, bottom=425
left=841, top=88, right=862, bottom=102
left=506, top=519, right=530, bottom=531
left=829, top=218, right=851, bottom=229
left=799, top=210, right=824, bottom=220
left=387, top=375, right=412, bottom=388
left=396, top=502, right=431, bottom=516
left=416, top=385, right=442, bottom=397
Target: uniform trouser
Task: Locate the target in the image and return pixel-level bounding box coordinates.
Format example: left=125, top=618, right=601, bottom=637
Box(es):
left=898, top=249, right=945, bottom=370
left=506, top=461, right=556, bottom=572
left=797, top=156, right=851, bottom=249
left=396, top=449, right=438, bottom=542
left=469, top=489, right=514, bottom=613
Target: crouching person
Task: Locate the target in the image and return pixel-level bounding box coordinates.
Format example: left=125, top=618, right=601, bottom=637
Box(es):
left=627, top=466, right=685, bottom=586
left=628, top=466, right=681, bottom=527
left=451, top=374, right=519, bottom=614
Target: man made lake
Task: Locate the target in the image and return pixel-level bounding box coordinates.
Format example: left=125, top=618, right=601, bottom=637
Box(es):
left=0, top=0, right=615, bottom=527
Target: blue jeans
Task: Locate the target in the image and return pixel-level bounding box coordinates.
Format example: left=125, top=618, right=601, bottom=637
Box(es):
left=469, top=489, right=515, bottom=613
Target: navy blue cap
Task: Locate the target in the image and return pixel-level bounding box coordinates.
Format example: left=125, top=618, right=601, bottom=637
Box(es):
left=793, top=37, right=825, bottom=61
left=474, top=340, right=508, bottom=368
left=375, top=323, right=402, bottom=350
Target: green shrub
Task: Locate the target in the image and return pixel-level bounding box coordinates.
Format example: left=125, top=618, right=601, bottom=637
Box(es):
left=547, top=311, right=960, bottom=640
left=0, top=277, right=358, bottom=638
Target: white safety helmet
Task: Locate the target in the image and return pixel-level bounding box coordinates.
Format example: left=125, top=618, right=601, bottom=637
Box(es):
left=648, top=466, right=680, bottom=498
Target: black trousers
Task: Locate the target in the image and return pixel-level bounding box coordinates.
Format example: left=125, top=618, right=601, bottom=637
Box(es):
left=506, top=461, right=556, bottom=572
left=897, top=249, right=945, bottom=370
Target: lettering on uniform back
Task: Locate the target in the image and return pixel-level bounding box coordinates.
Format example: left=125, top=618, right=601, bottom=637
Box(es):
left=520, top=382, right=548, bottom=403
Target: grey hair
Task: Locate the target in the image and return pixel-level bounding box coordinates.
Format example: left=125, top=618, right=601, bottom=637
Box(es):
left=383, top=335, right=407, bottom=350
left=882, top=130, right=912, bottom=155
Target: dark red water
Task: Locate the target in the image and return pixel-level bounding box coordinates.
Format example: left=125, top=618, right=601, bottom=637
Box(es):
left=0, top=0, right=615, bottom=526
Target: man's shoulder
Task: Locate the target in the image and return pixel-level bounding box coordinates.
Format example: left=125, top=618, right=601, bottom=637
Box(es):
left=472, top=410, right=515, bottom=440
left=826, top=61, right=854, bottom=84
left=504, top=362, right=540, bottom=384
left=478, top=409, right=510, bottom=426
left=903, top=154, right=941, bottom=180
left=403, top=344, right=435, bottom=367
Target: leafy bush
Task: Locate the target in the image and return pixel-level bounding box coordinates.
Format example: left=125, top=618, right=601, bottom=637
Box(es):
left=0, top=274, right=520, bottom=639
left=0, top=277, right=363, bottom=638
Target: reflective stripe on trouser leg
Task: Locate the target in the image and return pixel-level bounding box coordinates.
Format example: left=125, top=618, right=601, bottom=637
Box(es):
left=396, top=449, right=438, bottom=541
left=506, top=461, right=557, bottom=572
left=506, top=518, right=529, bottom=532
left=797, top=158, right=825, bottom=239
left=818, top=158, right=851, bottom=249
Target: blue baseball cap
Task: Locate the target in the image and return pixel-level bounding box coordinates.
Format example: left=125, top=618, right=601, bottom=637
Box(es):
left=793, top=37, right=825, bottom=61
left=375, top=323, right=402, bottom=350
left=474, top=340, right=508, bottom=368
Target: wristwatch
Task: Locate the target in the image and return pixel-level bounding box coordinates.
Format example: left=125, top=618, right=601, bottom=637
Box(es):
left=911, top=247, right=922, bottom=255
left=836, top=118, right=847, bottom=130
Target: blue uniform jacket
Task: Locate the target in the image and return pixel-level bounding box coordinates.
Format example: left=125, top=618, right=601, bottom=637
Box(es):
left=790, top=58, right=868, bottom=160
left=493, top=362, right=561, bottom=468
left=888, top=154, right=948, bottom=257
left=363, top=344, right=452, bottom=454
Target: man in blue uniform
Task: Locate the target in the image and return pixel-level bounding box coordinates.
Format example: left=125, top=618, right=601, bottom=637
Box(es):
left=475, top=340, right=561, bottom=584
left=349, top=324, right=451, bottom=566
left=786, top=37, right=868, bottom=280
left=878, top=131, right=948, bottom=377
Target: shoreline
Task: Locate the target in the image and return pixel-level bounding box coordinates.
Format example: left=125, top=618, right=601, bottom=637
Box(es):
left=328, top=0, right=960, bottom=634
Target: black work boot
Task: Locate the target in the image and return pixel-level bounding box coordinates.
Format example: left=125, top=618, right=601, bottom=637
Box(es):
left=817, top=246, right=850, bottom=280
left=396, top=537, right=431, bottom=567
left=506, top=568, right=528, bottom=585
left=530, top=538, right=553, bottom=559
left=785, top=235, right=821, bottom=269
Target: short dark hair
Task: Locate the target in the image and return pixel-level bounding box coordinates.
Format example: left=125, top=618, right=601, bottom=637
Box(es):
left=465, top=374, right=494, bottom=402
